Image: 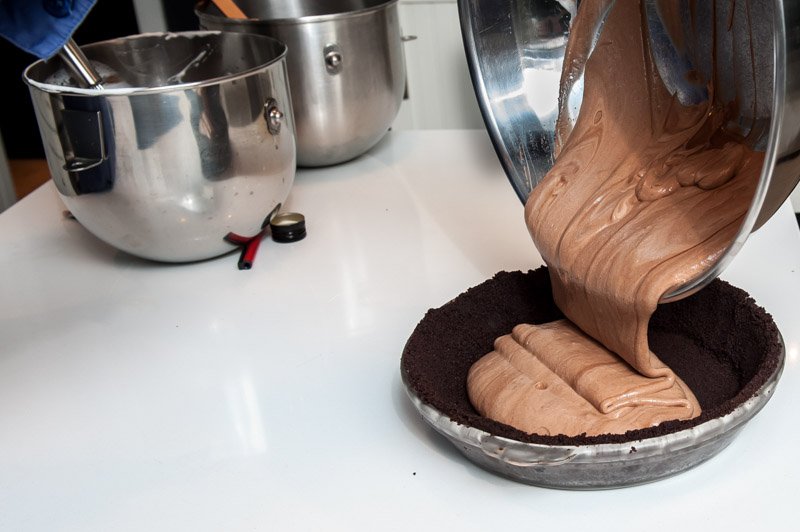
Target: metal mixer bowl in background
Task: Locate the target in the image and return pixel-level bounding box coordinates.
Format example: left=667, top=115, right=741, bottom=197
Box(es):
left=24, top=31, right=296, bottom=262
left=459, top=0, right=800, bottom=302
left=197, top=0, right=407, bottom=168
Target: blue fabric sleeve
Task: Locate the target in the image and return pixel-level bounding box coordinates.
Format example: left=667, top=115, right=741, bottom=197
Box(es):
left=0, top=0, right=98, bottom=59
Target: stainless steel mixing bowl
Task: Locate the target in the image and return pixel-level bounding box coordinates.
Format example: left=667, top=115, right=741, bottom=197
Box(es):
left=196, top=0, right=407, bottom=167
left=459, top=0, right=800, bottom=302
left=24, top=31, right=296, bottom=262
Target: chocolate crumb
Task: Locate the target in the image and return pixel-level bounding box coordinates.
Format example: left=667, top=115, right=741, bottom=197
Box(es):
left=401, top=267, right=782, bottom=446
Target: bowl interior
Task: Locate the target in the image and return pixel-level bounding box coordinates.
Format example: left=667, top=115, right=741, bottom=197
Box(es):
left=458, top=0, right=775, bottom=203
left=458, top=0, right=784, bottom=302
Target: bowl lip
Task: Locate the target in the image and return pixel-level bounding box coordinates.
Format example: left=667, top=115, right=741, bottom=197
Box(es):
left=457, top=0, right=522, bottom=201
left=402, top=331, right=785, bottom=463
left=195, top=0, right=399, bottom=27
left=456, top=0, right=787, bottom=303
left=22, top=30, right=289, bottom=97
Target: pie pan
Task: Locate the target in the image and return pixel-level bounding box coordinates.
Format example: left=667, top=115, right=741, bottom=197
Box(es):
left=400, top=268, right=784, bottom=489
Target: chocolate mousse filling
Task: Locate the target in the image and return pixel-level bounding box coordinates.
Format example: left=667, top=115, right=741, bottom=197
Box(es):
left=401, top=267, right=782, bottom=446
left=458, top=0, right=771, bottom=437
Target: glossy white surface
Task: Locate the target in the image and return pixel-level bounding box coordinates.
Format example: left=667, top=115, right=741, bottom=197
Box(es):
left=0, top=130, right=798, bottom=531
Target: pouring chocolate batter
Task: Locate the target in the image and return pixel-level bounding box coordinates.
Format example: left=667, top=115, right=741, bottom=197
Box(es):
left=467, top=0, right=763, bottom=436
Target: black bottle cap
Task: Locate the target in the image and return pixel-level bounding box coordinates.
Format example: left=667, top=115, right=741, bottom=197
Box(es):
left=270, top=212, right=306, bottom=243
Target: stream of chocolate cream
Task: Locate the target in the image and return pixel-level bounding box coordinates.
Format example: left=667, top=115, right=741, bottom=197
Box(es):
left=468, top=0, right=762, bottom=437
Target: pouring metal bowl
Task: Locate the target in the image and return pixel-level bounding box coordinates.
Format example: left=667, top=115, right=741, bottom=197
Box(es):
left=458, top=0, right=800, bottom=302
left=24, top=31, right=296, bottom=262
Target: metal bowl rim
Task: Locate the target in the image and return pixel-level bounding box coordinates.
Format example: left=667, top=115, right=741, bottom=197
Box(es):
left=195, top=0, right=399, bottom=27
left=22, top=30, right=289, bottom=97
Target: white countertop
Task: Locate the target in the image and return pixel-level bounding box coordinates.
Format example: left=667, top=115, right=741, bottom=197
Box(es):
left=1, top=130, right=799, bottom=531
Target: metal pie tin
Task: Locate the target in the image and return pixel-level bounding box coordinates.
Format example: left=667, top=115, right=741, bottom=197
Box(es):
left=400, top=269, right=785, bottom=490
left=403, top=340, right=783, bottom=490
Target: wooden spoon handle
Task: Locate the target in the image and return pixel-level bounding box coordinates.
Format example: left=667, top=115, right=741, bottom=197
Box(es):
left=211, top=0, right=248, bottom=19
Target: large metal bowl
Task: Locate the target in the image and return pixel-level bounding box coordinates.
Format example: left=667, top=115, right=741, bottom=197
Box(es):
left=197, top=0, right=406, bottom=168
left=24, top=31, right=296, bottom=262
left=458, top=0, right=800, bottom=302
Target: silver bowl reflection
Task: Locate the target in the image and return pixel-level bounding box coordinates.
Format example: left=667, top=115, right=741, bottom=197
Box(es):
left=458, top=0, right=800, bottom=302
left=403, top=335, right=784, bottom=489
left=24, top=31, right=296, bottom=262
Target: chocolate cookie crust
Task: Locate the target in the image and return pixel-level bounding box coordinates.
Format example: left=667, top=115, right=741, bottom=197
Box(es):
left=401, top=267, right=782, bottom=446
